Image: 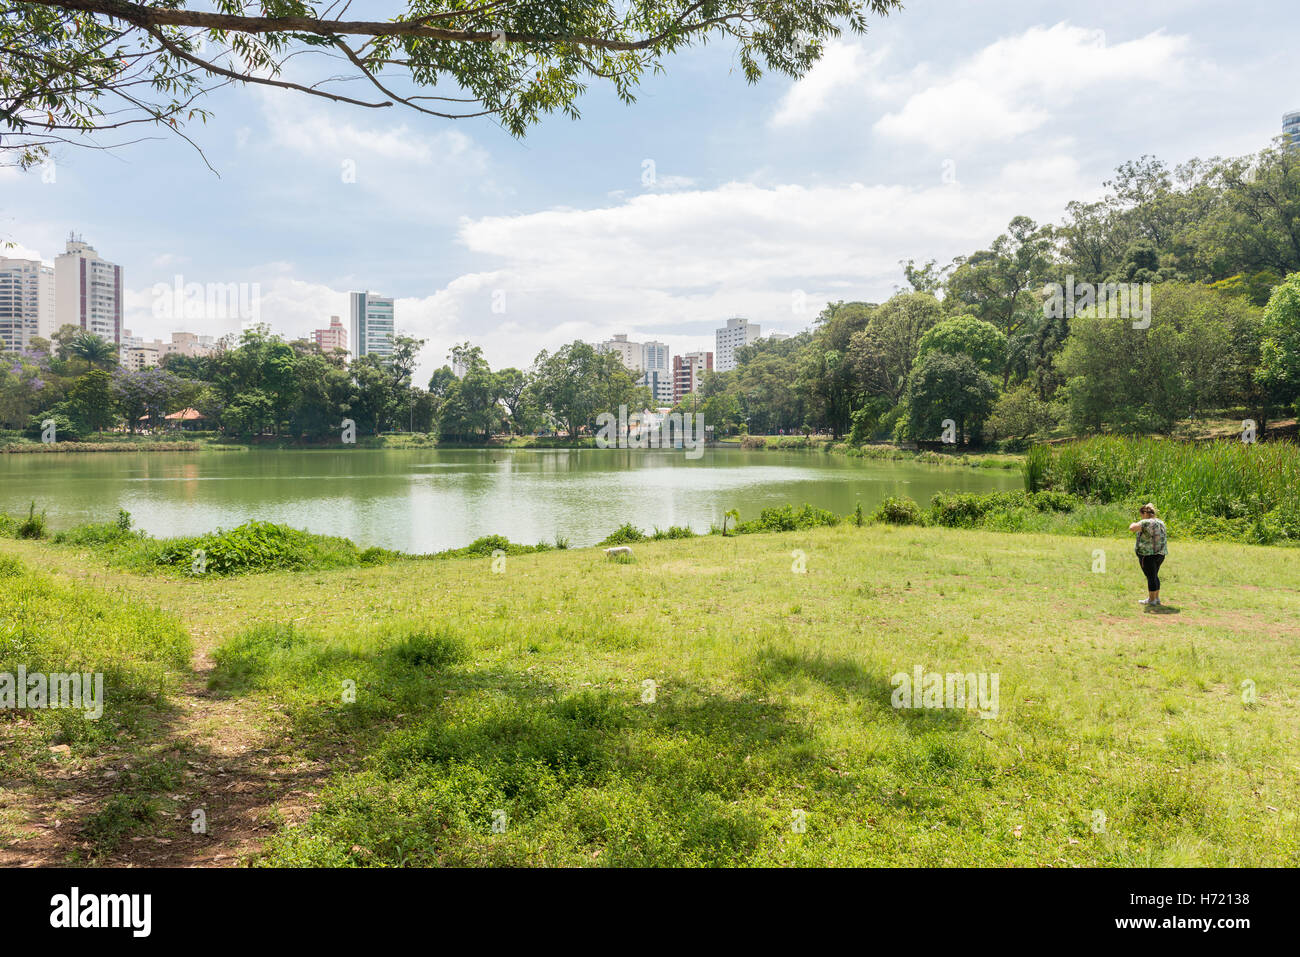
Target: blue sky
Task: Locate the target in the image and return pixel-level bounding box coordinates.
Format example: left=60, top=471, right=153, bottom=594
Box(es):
left=2, top=0, right=1296, bottom=381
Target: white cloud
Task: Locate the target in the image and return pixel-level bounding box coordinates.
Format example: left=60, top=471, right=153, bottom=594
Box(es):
left=873, top=23, right=1193, bottom=150
left=374, top=155, right=1093, bottom=378
left=252, top=88, right=492, bottom=191
left=771, top=42, right=885, bottom=127
left=0, top=240, right=47, bottom=262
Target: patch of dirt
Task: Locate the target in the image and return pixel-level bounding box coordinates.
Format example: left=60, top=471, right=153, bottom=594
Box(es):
left=0, top=649, right=331, bottom=868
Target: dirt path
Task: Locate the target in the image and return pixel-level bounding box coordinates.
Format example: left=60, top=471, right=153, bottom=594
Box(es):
left=0, top=561, right=334, bottom=867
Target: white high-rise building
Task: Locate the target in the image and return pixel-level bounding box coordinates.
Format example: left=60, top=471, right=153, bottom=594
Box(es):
left=715, top=316, right=761, bottom=372
left=598, top=334, right=644, bottom=372
left=54, top=235, right=123, bottom=344
left=640, top=340, right=673, bottom=405
left=598, top=335, right=675, bottom=405
left=350, top=291, right=395, bottom=360
left=0, top=258, right=56, bottom=351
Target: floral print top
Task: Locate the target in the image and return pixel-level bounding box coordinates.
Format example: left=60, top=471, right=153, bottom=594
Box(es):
left=1135, top=518, right=1168, bottom=556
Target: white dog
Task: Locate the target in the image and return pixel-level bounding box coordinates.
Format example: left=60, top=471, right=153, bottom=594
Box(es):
left=603, top=546, right=633, bottom=558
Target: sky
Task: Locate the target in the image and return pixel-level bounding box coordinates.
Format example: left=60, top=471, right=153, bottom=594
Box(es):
left=2, top=0, right=1296, bottom=383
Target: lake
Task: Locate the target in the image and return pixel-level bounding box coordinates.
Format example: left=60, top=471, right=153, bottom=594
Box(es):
left=0, top=448, right=1022, bottom=552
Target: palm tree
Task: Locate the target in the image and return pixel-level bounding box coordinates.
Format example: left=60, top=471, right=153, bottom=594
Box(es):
left=66, top=332, right=119, bottom=368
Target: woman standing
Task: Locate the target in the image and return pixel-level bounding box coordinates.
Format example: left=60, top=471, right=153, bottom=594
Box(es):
left=1129, top=503, right=1168, bottom=606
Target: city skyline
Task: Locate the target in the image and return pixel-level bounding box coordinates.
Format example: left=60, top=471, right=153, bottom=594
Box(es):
left=3, top=232, right=795, bottom=381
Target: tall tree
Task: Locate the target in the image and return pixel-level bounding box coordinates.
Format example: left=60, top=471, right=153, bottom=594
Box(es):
left=944, top=216, right=1055, bottom=388
left=846, top=292, right=941, bottom=405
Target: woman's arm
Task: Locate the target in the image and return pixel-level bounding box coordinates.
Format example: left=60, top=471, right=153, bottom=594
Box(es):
left=1129, top=522, right=1142, bottom=531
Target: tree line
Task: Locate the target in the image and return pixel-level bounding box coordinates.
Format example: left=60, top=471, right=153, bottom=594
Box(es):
left=0, top=325, right=651, bottom=442
left=697, top=144, right=1300, bottom=445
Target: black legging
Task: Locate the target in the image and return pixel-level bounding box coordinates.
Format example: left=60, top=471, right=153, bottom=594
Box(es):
left=1138, top=554, right=1165, bottom=592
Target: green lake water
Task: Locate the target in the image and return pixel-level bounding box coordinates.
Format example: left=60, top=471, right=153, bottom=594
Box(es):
left=0, top=448, right=1021, bottom=552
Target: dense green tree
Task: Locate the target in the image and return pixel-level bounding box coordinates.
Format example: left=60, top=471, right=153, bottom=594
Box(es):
left=916, top=315, right=1007, bottom=377
left=1257, top=271, right=1300, bottom=417
left=944, top=216, right=1055, bottom=387
left=438, top=350, right=504, bottom=441
left=904, top=352, right=997, bottom=446
left=846, top=293, right=940, bottom=404
left=66, top=369, right=118, bottom=433
left=1056, top=283, right=1257, bottom=434
left=987, top=384, right=1058, bottom=441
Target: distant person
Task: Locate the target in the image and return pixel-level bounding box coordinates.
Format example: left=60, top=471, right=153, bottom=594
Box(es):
left=1129, top=503, right=1168, bottom=607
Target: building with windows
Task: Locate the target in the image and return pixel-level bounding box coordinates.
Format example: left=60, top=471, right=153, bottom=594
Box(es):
left=314, top=315, right=347, bottom=352
left=598, top=334, right=675, bottom=405
left=598, top=334, right=643, bottom=371
left=0, top=257, right=56, bottom=351
left=118, top=330, right=216, bottom=370
left=1285, top=109, right=1300, bottom=147
left=715, top=316, right=761, bottom=372
left=673, top=351, right=712, bottom=403
left=640, top=339, right=673, bottom=404
left=54, top=235, right=122, bottom=344
left=350, top=291, right=394, bottom=360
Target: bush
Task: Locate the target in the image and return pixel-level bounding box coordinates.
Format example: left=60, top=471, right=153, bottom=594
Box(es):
left=599, top=523, right=648, bottom=546
left=734, top=504, right=840, bottom=534
left=432, top=535, right=551, bottom=560
left=871, top=497, right=923, bottom=526
left=23, top=410, right=85, bottom=443
left=152, top=521, right=374, bottom=575
left=17, top=502, right=46, bottom=539
left=651, top=526, right=696, bottom=540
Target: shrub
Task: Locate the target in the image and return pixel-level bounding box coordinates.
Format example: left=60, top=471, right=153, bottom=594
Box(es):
left=871, top=496, right=923, bottom=525
left=651, top=526, right=695, bottom=540
left=432, top=535, right=551, bottom=560
left=599, top=523, right=648, bottom=546
left=929, top=492, right=1004, bottom=527
left=23, top=410, right=85, bottom=443
left=152, top=521, right=371, bottom=575
left=734, top=504, right=840, bottom=534
left=17, top=502, right=46, bottom=539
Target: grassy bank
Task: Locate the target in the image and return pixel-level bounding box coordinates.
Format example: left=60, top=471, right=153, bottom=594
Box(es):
left=1, top=521, right=1297, bottom=866
left=1028, top=437, right=1300, bottom=545
left=725, top=434, right=1023, bottom=470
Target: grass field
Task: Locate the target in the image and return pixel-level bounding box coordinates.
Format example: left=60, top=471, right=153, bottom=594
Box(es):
left=2, top=522, right=1297, bottom=867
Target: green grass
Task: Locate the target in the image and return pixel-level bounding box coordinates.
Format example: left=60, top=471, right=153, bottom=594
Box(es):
left=1045, top=436, right=1300, bottom=516
left=0, top=552, right=192, bottom=857
left=237, top=527, right=1300, bottom=866
left=1037, top=437, right=1300, bottom=545
left=4, top=517, right=1294, bottom=867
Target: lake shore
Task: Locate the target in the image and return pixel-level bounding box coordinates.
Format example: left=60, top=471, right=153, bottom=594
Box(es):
left=1, top=430, right=1022, bottom=472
